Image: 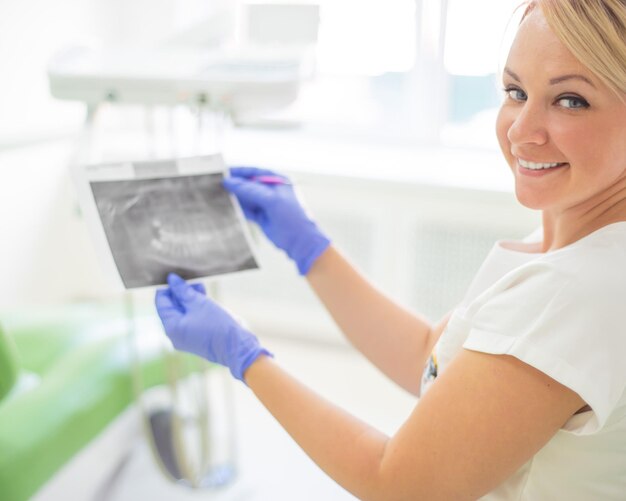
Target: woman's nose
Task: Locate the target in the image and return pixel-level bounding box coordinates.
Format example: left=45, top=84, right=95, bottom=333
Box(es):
left=507, top=103, right=549, bottom=146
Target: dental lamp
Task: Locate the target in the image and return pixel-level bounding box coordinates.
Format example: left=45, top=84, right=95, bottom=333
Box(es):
left=47, top=45, right=311, bottom=123
left=47, top=2, right=320, bottom=122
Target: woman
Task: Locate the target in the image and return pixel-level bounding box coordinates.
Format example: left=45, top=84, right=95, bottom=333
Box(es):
left=155, top=1, right=626, bottom=498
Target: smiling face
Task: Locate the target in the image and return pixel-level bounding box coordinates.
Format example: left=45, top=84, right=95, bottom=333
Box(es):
left=496, top=7, right=626, bottom=216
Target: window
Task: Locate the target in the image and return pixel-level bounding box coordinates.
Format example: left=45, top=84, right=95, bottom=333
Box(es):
left=0, top=0, right=525, bottom=151
left=271, top=0, right=525, bottom=149
left=316, top=0, right=416, bottom=76
left=441, top=0, right=525, bottom=148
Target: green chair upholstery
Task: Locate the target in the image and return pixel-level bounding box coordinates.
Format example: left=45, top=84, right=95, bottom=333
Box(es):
left=0, top=326, right=19, bottom=401
left=0, top=302, right=196, bottom=501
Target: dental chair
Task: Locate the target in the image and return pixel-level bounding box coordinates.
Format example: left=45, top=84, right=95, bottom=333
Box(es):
left=0, top=301, right=199, bottom=501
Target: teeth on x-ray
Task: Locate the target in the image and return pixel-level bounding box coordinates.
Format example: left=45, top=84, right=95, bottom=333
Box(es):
left=89, top=170, right=258, bottom=288
left=149, top=223, right=245, bottom=266
left=149, top=220, right=217, bottom=268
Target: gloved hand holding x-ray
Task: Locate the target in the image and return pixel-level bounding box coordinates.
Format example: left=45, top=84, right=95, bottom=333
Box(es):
left=155, top=166, right=331, bottom=381
left=156, top=273, right=273, bottom=382
left=223, top=167, right=331, bottom=275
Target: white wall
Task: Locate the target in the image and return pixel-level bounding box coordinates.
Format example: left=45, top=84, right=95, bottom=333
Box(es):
left=0, top=139, right=116, bottom=306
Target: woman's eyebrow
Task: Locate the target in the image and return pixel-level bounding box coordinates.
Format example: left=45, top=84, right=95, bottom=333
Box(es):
left=548, top=74, right=596, bottom=88
left=504, top=67, right=521, bottom=82
left=503, top=67, right=596, bottom=88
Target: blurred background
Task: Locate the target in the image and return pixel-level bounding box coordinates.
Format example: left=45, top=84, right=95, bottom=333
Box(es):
left=0, top=1, right=540, bottom=500
left=0, top=0, right=538, bottom=318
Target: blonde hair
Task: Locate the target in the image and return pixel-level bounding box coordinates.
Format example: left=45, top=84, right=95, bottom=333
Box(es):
left=523, top=0, right=626, bottom=97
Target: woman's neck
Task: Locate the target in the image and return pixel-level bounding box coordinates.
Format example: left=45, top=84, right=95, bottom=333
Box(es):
left=541, top=177, right=626, bottom=252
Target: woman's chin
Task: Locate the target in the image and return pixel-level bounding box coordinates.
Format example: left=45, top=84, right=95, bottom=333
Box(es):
left=514, top=187, right=550, bottom=211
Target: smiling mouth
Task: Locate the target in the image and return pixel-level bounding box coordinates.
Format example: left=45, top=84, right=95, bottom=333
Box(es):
left=518, top=158, right=568, bottom=171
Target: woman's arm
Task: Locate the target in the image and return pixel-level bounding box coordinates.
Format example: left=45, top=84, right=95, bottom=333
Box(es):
left=245, top=349, right=585, bottom=501
left=156, top=274, right=586, bottom=500
left=307, top=245, right=450, bottom=395
left=222, top=169, right=448, bottom=394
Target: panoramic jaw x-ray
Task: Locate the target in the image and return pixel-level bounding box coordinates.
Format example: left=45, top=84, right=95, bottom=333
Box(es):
left=73, top=154, right=259, bottom=289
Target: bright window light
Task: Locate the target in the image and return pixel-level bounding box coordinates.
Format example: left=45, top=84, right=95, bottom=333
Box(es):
left=316, top=0, right=416, bottom=76
left=444, top=0, right=523, bottom=76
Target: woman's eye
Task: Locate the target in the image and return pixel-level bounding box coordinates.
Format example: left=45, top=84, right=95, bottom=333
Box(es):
left=557, top=96, right=590, bottom=109
left=503, top=87, right=527, bottom=102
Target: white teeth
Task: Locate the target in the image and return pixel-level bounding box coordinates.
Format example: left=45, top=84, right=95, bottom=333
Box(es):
left=518, top=158, right=565, bottom=170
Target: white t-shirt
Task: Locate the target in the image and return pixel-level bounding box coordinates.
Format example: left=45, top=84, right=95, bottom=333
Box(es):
left=422, top=222, right=626, bottom=500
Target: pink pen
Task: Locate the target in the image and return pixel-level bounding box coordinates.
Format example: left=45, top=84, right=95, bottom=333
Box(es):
left=251, top=175, right=292, bottom=185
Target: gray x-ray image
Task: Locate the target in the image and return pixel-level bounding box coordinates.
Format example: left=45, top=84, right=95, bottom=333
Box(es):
left=90, top=172, right=258, bottom=288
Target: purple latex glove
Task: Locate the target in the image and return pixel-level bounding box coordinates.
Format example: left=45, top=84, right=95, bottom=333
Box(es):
left=155, top=274, right=271, bottom=383
left=223, top=167, right=331, bottom=275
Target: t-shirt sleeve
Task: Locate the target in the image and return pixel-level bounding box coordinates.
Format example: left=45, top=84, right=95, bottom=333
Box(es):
left=461, top=260, right=626, bottom=435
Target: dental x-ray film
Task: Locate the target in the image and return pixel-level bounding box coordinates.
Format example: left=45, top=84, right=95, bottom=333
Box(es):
left=73, top=154, right=259, bottom=289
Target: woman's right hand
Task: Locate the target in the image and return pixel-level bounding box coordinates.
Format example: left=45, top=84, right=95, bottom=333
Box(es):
left=223, top=167, right=331, bottom=275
